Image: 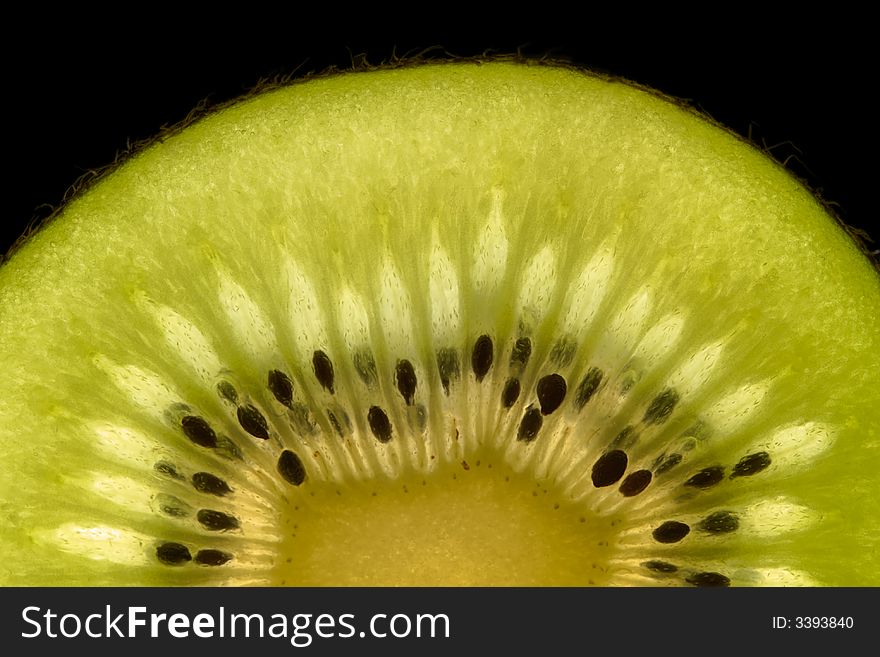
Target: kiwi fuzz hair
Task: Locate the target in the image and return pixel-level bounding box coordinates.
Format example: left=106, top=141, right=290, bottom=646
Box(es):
left=1, top=59, right=878, bottom=587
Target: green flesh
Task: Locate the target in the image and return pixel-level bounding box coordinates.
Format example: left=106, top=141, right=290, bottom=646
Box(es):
left=1, top=62, right=878, bottom=586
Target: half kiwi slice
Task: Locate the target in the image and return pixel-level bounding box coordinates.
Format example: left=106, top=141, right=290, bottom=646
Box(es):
left=1, top=61, right=878, bottom=586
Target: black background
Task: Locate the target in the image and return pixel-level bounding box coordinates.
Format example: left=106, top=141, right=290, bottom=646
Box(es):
left=2, top=28, right=877, bottom=258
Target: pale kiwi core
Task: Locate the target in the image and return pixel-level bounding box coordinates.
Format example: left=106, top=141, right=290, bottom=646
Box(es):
left=0, top=62, right=878, bottom=587
left=281, top=458, right=610, bottom=586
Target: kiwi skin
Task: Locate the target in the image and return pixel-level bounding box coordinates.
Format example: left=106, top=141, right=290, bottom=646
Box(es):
left=0, top=60, right=877, bottom=583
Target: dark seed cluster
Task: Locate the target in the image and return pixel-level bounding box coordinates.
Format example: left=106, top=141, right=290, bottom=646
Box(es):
left=731, top=451, right=771, bottom=478
left=502, top=378, right=521, bottom=408
left=591, top=450, right=628, bottom=488
left=684, top=466, right=725, bottom=489
left=686, top=572, right=731, bottom=587
left=181, top=415, right=217, bottom=448
left=652, top=521, right=690, bottom=544
left=619, top=470, right=652, bottom=497
left=197, top=509, right=240, bottom=531
left=153, top=330, right=779, bottom=587
left=237, top=404, right=270, bottom=440
left=278, top=450, right=307, bottom=486
left=368, top=406, right=393, bottom=443
left=192, top=472, right=232, bottom=497
left=471, top=335, right=494, bottom=382
left=395, top=360, right=417, bottom=405
left=156, top=542, right=233, bottom=567
left=517, top=407, right=543, bottom=442
left=312, top=350, right=335, bottom=393
left=679, top=452, right=773, bottom=495
left=642, top=561, right=731, bottom=586
left=698, top=511, right=739, bottom=535
left=268, top=369, right=294, bottom=408
left=536, top=374, right=566, bottom=415
left=196, top=549, right=233, bottom=566
left=156, top=542, right=192, bottom=565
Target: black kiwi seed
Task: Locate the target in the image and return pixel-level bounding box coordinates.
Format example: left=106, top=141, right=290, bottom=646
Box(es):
left=684, top=466, right=725, bottom=489
left=277, top=450, right=307, bottom=485
left=619, top=469, right=652, bottom=497
left=181, top=415, right=218, bottom=448
left=312, top=350, right=335, bottom=393
left=367, top=406, right=393, bottom=443
left=157, top=542, right=192, bottom=565
left=643, top=560, right=678, bottom=573
left=698, top=511, right=739, bottom=534
left=591, top=450, right=628, bottom=488
left=509, top=337, right=532, bottom=368
left=395, top=359, right=417, bottom=405
left=536, top=373, right=567, bottom=415
left=643, top=388, right=680, bottom=425
left=652, top=521, right=690, bottom=543
left=195, top=549, right=233, bottom=566
left=574, top=367, right=603, bottom=410
left=216, top=380, right=238, bottom=403
left=192, top=472, right=232, bottom=497
left=471, top=335, right=494, bottom=382
left=501, top=378, right=521, bottom=408
left=196, top=509, right=240, bottom=531
left=436, top=348, right=460, bottom=395
left=731, top=451, right=772, bottom=478
left=516, top=407, right=543, bottom=442
left=267, top=369, right=294, bottom=408
left=686, top=572, right=731, bottom=587
left=237, top=404, right=270, bottom=440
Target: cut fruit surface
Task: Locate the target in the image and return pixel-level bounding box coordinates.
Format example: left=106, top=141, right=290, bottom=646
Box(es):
left=277, top=459, right=612, bottom=587
left=1, top=61, right=878, bottom=586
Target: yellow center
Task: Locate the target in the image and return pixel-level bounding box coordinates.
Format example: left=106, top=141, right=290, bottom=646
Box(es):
left=274, top=457, right=616, bottom=586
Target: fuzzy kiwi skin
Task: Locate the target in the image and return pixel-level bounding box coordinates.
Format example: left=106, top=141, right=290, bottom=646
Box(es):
left=0, top=61, right=878, bottom=586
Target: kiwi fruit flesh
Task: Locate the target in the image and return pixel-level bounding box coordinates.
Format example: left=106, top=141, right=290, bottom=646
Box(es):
left=1, top=61, right=878, bottom=586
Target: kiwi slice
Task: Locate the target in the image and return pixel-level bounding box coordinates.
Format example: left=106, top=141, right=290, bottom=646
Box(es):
left=1, top=61, right=878, bottom=587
